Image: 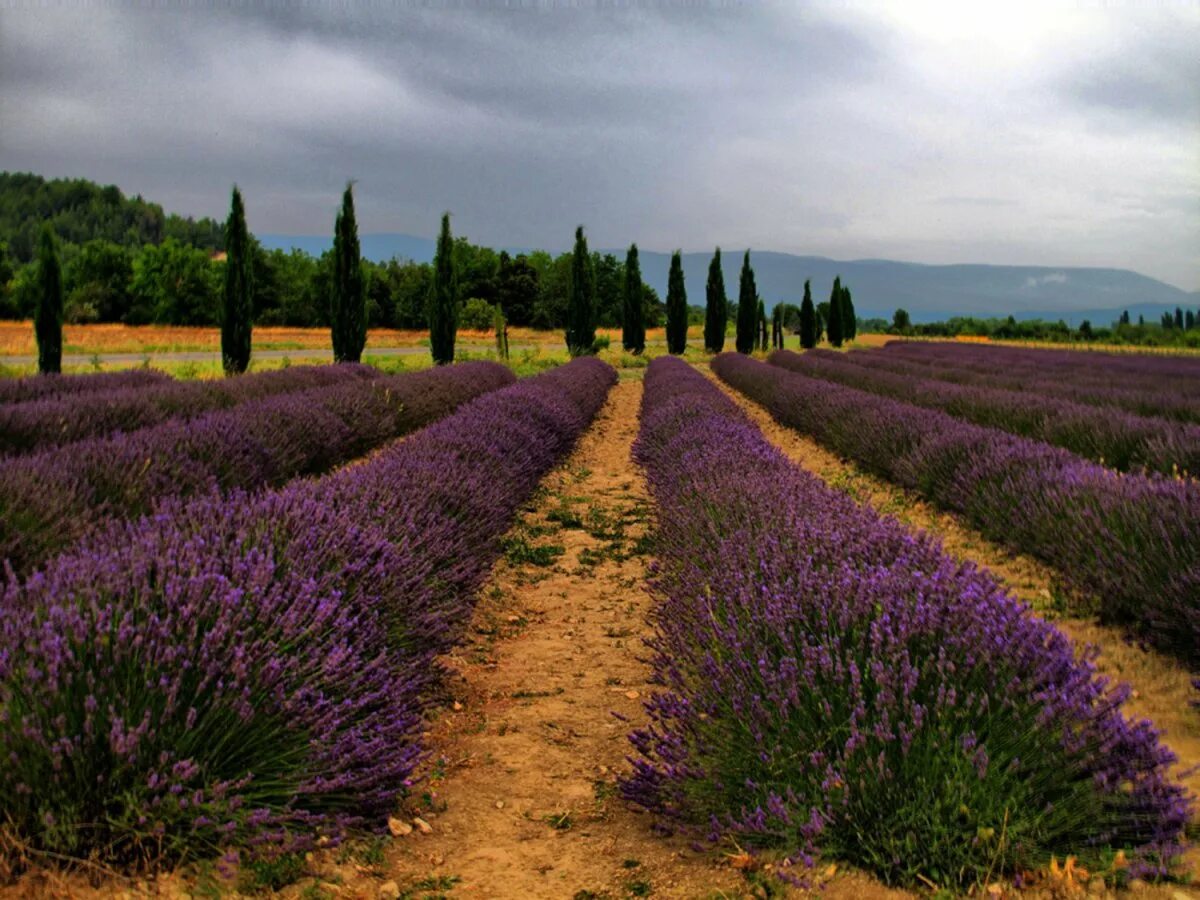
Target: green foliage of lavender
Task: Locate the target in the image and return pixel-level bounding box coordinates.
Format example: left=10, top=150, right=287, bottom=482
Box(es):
left=626, top=356, right=1191, bottom=889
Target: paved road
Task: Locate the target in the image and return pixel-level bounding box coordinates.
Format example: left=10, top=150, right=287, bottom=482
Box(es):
left=0, top=345, right=541, bottom=367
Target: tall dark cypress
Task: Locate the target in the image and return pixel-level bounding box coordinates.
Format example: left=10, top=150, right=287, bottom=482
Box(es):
left=666, top=250, right=687, bottom=354
left=221, top=186, right=253, bottom=375
left=771, top=303, right=784, bottom=350
left=841, top=284, right=857, bottom=342
left=429, top=213, right=458, bottom=365
left=799, top=280, right=817, bottom=349
left=827, top=276, right=844, bottom=348
left=756, top=299, right=767, bottom=351
left=34, top=225, right=62, bottom=375
left=704, top=248, right=727, bottom=353
left=735, top=250, right=758, bottom=354
left=1175, top=307, right=1185, bottom=330
left=566, top=226, right=596, bottom=356
left=330, top=183, right=366, bottom=363
left=622, top=243, right=645, bottom=354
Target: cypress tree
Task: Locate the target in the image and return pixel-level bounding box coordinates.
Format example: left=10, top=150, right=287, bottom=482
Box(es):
left=493, top=303, right=509, bottom=360
left=771, top=303, right=784, bottom=350
left=622, top=243, right=645, bottom=354
left=1175, top=307, right=1184, bottom=330
left=330, top=183, right=366, bottom=363
left=666, top=250, right=687, bottom=355
left=34, top=224, right=62, bottom=375
left=827, top=276, right=844, bottom=348
left=429, top=213, right=458, bottom=365
left=841, top=284, right=856, bottom=342
left=566, top=226, right=596, bottom=356
left=735, top=250, right=758, bottom=354
left=221, top=185, right=253, bottom=375
left=799, top=280, right=817, bottom=349
left=1187, top=310, right=1196, bottom=331
left=704, top=247, right=727, bottom=353
left=757, top=299, right=767, bottom=351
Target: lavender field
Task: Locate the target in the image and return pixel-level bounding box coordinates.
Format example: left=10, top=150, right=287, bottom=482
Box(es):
left=0, top=343, right=1196, bottom=898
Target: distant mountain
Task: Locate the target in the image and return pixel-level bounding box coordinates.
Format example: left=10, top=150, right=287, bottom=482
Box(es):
left=258, top=232, right=1198, bottom=326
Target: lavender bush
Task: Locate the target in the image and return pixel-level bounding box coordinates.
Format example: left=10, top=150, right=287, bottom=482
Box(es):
left=0, top=369, right=172, bottom=406
left=840, top=345, right=1200, bottom=425
left=714, top=353, right=1200, bottom=668
left=0, top=363, right=378, bottom=457
left=769, top=349, right=1200, bottom=476
left=627, top=356, right=1191, bottom=888
left=0, top=361, right=514, bottom=575
left=0, top=357, right=615, bottom=868
left=883, top=340, right=1200, bottom=391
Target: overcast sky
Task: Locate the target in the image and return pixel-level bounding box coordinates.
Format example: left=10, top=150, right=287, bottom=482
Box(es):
left=1, top=2, right=1197, bottom=290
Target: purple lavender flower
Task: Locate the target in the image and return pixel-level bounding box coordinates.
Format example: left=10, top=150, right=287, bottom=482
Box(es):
left=768, top=349, right=1200, bottom=475
left=0, top=363, right=380, bottom=457
left=0, top=369, right=172, bottom=406
left=0, top=357, right=615, bottom=868
left=715, top=352, right=1200, bottom=670
left=626, top=356, right=1191, bottom=889
left=0, top=361, right=513, bottom=575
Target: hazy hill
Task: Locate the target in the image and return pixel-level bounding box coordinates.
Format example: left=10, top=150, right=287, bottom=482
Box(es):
left=259, top=232, right=1197, bottom=326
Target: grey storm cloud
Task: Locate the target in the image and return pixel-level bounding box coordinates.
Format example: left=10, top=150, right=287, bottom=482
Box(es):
left=0, top=2, right=1197, bottom=290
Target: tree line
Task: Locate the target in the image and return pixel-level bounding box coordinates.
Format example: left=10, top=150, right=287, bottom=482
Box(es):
left=18, top=177, right=863, bottom=373
left=887, top=307, right=1200, bottom=349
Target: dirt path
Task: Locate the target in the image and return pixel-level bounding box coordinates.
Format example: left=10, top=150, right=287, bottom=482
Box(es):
left=705, top=368, right=1200, bottom=890
left=345, top=380, right=747, bottom=899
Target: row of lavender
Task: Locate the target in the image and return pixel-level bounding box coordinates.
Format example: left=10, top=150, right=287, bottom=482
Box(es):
left=824, top=344, right=1200, bottom=426
left=769, top=349, right=1200, bottom=476
left=714, top=354, right=1200, bottom=668
left=0, top=369, right=174, bottom=406
left=884, top=340, right=1200, bottom=390
left=626, top=357, right=1190, bottom=888
left=0, top=363, right=381, bottom=456
left=0, top=358, right=615, bottom=867
left=0, top=361, right=514, bottom=576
